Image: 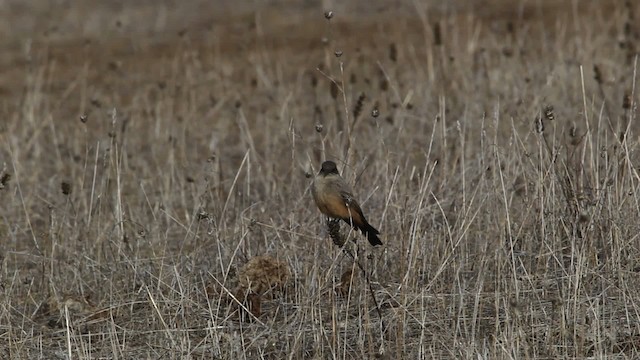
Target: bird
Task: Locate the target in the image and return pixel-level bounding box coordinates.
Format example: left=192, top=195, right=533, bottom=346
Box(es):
left=311, top=161, right=382, bottom=246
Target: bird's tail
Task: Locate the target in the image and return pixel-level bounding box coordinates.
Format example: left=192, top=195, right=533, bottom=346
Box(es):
left=360, top=222, right=382, bottom=246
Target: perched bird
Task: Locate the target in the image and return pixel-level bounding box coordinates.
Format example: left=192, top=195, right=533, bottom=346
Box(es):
left=311, top=161, right=382, bottom=246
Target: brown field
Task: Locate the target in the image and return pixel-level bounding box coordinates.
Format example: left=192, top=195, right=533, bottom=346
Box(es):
left=2, top=0, right=640, bottom=358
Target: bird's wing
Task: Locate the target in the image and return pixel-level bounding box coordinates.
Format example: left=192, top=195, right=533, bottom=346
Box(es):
left=339, top=190, right=366, bottom=220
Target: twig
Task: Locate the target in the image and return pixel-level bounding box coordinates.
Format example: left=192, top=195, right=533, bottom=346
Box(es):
left=325, top=218, right=387, bottom=333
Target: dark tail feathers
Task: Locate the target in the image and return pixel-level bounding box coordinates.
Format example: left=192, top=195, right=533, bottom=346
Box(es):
left=359, top=222, right=382, bottom=246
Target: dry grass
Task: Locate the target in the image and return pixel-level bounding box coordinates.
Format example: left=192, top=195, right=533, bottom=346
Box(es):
left=1, top=0, right=640, bottom=358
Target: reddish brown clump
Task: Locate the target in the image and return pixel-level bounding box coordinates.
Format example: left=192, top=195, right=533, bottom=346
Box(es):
left=233, top=255, right=290, bottom=319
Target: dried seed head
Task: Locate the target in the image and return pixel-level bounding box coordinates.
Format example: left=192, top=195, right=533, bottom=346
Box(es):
left=623, top=92, right=631, bottom=109
left=389, top=43, right=397, bottom=62
left=327, top=218, right=345, bottom=247
left=61, top=181, right=72, bottom=195
left=353, top=92, right=365, bottom=118
left=0, top=172, right=10, bottom=189
left=543, top=105, right=555, bottom=121
left=197, top=210, right=210, bottom=221
left=593, top=65, right=603, bottom=84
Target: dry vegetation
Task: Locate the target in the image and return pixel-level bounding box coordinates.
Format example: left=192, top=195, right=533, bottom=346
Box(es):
left=2, top=0, right=640, bottom=358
